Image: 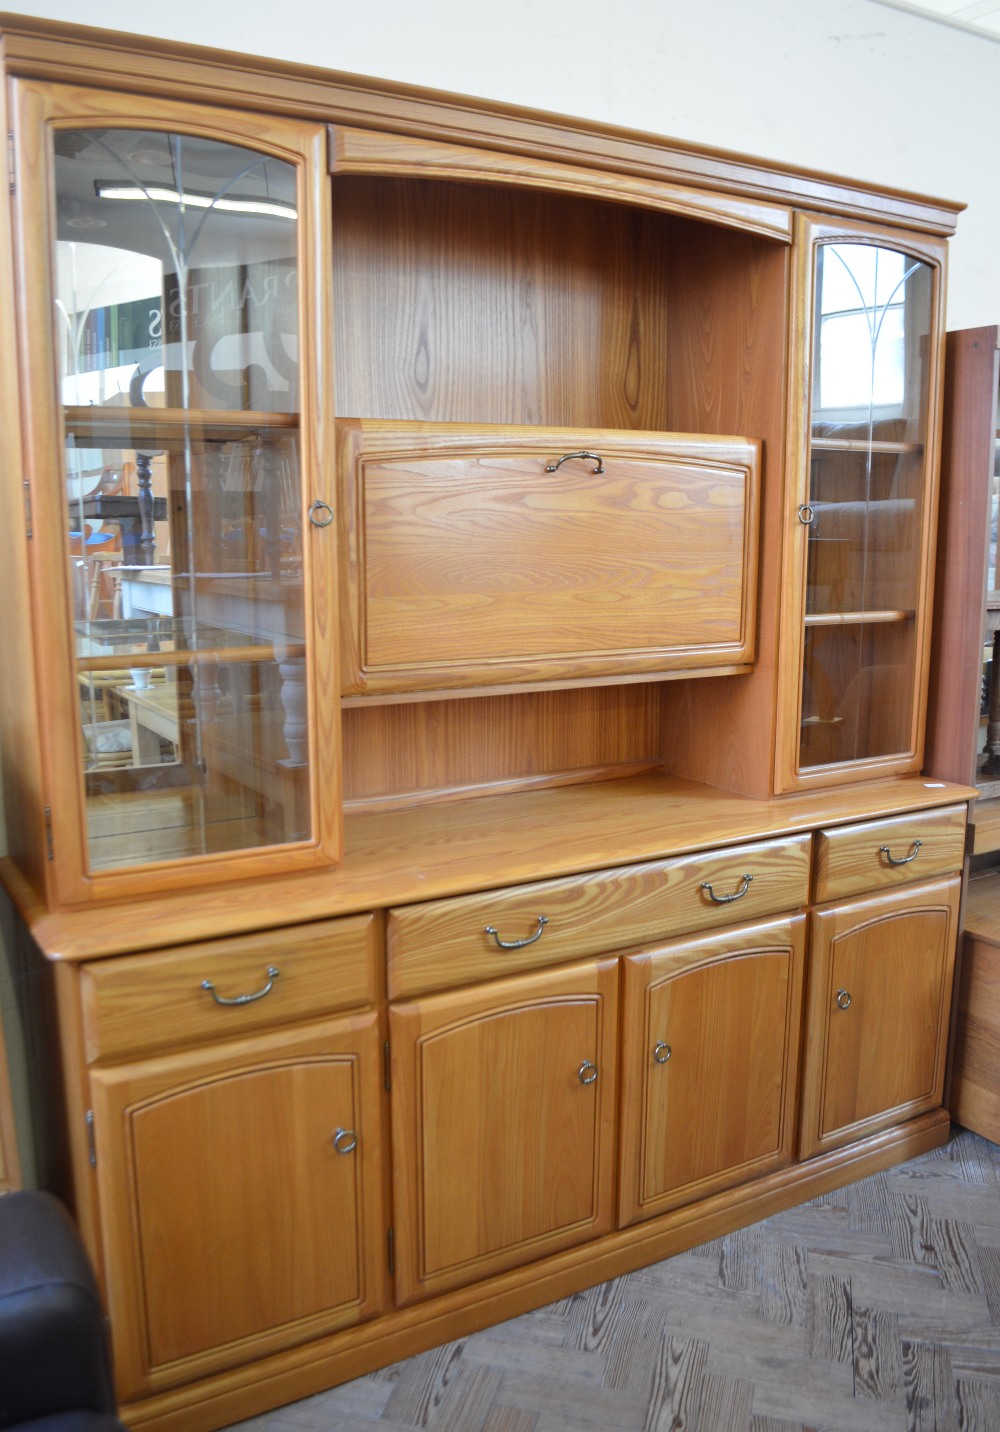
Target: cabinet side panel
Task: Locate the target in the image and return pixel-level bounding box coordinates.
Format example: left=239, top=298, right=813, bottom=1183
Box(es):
left=0, top=75, right=47, bottom=891
left=658, top=224, right=790, bottom=797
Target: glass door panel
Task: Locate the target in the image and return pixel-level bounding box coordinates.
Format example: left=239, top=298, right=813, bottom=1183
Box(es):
left=56, top=128, right=310, bottom=872
left=798, top=239, right=935, bottom=774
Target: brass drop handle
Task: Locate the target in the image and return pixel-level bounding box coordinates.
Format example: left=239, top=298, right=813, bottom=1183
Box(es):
left=578, top=1060, right=599, bottom=1086
left=836, top=988, right=852, bottom=1011
left=545, top=450, right=605, bottom=475
left=485, top=915, right=548, bottom=950
left=653, top=1041, right=672, bottom=1064
left=332, top=1128, right=358, bottom=1155
left=879, top=838, right=922, bottom=866
left=201, top=965, right=280, bottom=1006
left=701, top=873, right=753, bottom=905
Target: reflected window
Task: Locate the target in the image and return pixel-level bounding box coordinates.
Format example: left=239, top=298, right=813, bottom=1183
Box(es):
left=815, top=244, right=922, bottom=423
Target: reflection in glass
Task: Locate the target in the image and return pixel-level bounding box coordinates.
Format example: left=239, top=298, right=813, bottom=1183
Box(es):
left=56, top=130, right=309, bottom=872
left=800, top=242, right=933, bottom=771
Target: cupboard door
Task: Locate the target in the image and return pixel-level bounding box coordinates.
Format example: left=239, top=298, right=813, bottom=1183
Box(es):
left=90, top=1013, right=385, bottom=1399
left=338, top=420, right=760, bottom=696
left=618, top=916, right=805, bottom=1227
left=799, top=876, right=961, bottom=1158
left=9, top=79, right=339, bottom=904
left=390, top=958, right=618, bottom=1305
left=777, top=215, right=947, bottom=792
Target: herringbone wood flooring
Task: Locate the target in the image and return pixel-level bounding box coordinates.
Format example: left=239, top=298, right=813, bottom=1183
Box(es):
left=226, top=1127, right=1000, bottom=1432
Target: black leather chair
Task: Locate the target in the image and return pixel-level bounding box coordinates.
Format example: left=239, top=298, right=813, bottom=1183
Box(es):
left=0, top=1191, right=127, bottom=1432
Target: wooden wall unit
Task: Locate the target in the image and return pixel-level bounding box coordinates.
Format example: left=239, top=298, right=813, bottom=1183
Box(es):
left=0, top=14, right=977, bottom=1432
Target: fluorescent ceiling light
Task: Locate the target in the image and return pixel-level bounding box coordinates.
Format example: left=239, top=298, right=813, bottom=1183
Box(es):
left=94, top=182, right=296, bottom=220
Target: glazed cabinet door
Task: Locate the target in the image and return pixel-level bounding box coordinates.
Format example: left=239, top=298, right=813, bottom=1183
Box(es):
left=389, top=958, right=618, bottom=1306
left=799, top=876, right=961, bottom=1158
left=89, top=1013, right=385, bottom=1400
left=618, top=915, right=806, bottom=1227
left=7, top=79, right=339, bottom=904
left=777, top=215, right=947, bottom=791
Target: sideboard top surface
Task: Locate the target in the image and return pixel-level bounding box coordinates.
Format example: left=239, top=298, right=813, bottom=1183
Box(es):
left=1, top=774, right=976, bottom=963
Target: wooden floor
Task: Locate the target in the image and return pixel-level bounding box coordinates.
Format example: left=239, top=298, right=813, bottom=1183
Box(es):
left=225, top=1126, right=1000, bottom=1432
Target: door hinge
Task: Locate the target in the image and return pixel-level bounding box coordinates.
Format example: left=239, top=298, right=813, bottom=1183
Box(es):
left=23, top=481, right=32, bottom=539
left=85, top=1110, right=96, bottom=1166
left=387, top=1226, right=395, bottom=1276
left=44, top=807, right=54, bottom=862
left=7, top=131, right=14, bottom=196
left=383, top=1039, right=391, bottom=1092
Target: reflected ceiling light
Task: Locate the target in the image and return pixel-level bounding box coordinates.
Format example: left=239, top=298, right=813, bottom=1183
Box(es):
left=94, top=182, right=295, bottom=220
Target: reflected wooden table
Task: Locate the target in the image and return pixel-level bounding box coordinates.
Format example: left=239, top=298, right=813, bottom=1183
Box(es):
left=112, top=682, right=180, bottom=765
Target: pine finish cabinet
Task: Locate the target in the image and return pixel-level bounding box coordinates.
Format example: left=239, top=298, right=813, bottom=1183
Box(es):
left=0, top=16, right=977, bottom=1432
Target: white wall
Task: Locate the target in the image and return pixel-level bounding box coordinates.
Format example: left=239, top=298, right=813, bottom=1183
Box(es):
left=6, top=0, right=1000, bottom=328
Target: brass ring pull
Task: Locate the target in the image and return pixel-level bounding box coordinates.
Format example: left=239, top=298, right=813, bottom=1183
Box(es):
left=701, top=874, right=753, bottom=905
left=485, top=915, right=548, bottom=950
left=332, top=1128, right=358, bottom=1155
left=308, top=499, right=334, bottom=528
left=879, top=838, right=922, bottom=866
left=578, top=1060, right=599, bottom=1086
left=201, top=965, right=280, bottom=1007
left=798, top=504, right=816, bottom=525
left=545, top=451, right=605, bottom=475
left=836, top=988, right=852, bottom=1010
left=653, top=1041, right=672, bottom=1064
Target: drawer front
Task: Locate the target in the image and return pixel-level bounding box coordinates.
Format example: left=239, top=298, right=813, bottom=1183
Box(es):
left=387, top=835, right=811, bottom=998
left=81, top=915, right=378, bottom=1062
left=813, top=804, right=967, bottom=904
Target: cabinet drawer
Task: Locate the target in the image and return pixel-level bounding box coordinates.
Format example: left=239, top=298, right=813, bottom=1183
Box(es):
left=812, top=804, right=967, bottom=904
left=387, top=835, right=811, bottom=998
left=81, top=915, right=378, bottom=1062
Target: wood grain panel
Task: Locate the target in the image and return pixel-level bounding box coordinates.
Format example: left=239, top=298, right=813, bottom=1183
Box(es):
left=812, top=803, right=967, bottom=903
left=656, top=222, right=790, bottom=799
left=338, top=421, right=759, bottom=695
left=342, top=685, right=662, bottom=806
left=387, top=834, right=810, bottom=998
left=389, top=958, right=618, bottom=1305
left=331, top=178, right=672, bottom=431
left=618, top=915, right=806, bottom=1225
left=80, top=914, right=377, bottom=1062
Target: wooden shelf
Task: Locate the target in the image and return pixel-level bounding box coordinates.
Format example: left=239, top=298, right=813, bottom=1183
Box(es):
left=63, top=406, right=298, bottom=444
left=810, top=438, right=924, bottom=456
left=804, top=609, right=913, bottom=627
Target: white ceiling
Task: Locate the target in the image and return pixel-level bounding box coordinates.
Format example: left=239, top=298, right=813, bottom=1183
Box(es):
left=871, top=0, right=1000, bottom=40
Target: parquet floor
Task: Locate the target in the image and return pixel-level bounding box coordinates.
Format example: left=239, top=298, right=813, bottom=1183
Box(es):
left=227, top=1127, right=1000, bottom=1432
